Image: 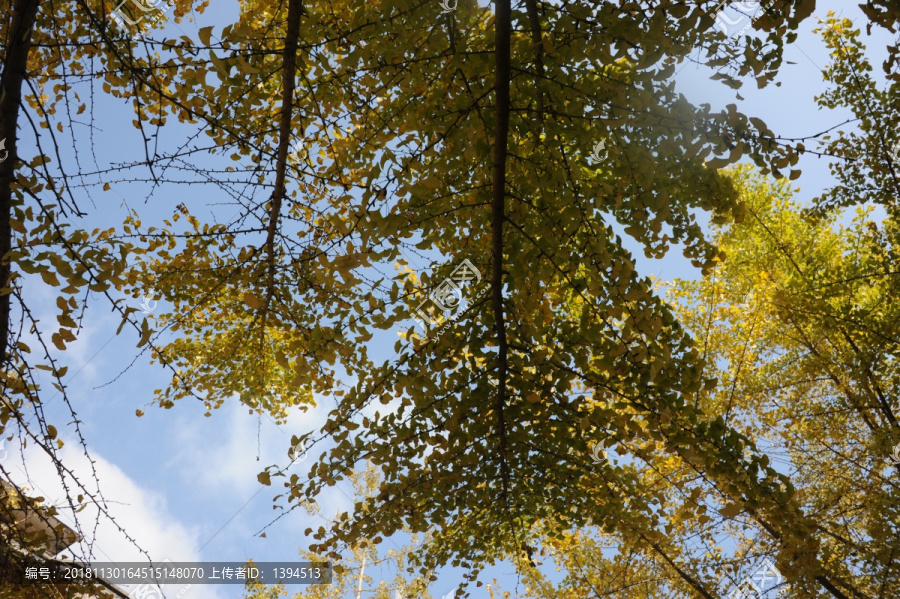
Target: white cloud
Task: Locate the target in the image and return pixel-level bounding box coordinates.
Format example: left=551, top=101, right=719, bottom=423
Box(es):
left=7, top=442, right=226, bottom=599
left=172, top=395, right=330, bottom=498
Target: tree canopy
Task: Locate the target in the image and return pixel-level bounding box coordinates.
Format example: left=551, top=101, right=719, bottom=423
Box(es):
left=1, top=2, right=899, bottom=599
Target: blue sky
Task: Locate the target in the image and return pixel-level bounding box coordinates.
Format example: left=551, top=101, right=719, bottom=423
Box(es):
left=4, top=2, right=892, bottom=598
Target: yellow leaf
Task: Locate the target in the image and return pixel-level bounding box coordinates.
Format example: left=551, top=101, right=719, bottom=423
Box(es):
left=137, top=320, right=152, bottom=348
left=40, top=270, right=60, bottom=286
left=51, top=333, right=66, bottom=351
left=243, top=292, right=263, bottom=309
left=198, top=26, right=214, bottom=46
left=47, top=425, right=57, bottom=439
left=258, top=471, right=271, bottom=486
left=718, top=503, right=742, bottom=518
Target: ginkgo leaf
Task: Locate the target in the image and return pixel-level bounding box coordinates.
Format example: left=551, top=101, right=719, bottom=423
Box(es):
left=718, top=503, right=742, bottom=518
left=51, top=333, right=66, bottom=351
left=198, top=25, right=214, bottom=47
left=40, top=270, right=60, bottom=286
left=243, top=292, right=262, bottom=309
left=137, top=320, right=152, bottom=348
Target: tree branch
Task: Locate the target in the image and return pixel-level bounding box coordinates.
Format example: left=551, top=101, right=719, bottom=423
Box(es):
left=525, top=0, right=545, bottom=120
left=644, top=536, right=715, bottom=599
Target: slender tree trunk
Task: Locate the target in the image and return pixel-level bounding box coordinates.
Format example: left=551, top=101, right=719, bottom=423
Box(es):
left=356, top=551, right=366, bottom=599
left=262, top=0, right=303, bottom=327
left=0, top=0, right=41, bottom=369
left=491, top=0, right=512, bottom=512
